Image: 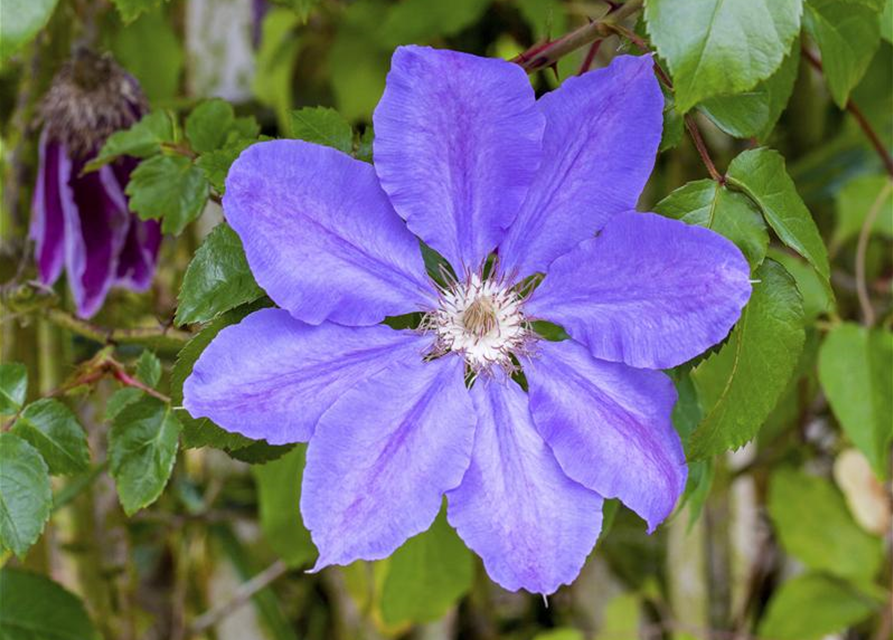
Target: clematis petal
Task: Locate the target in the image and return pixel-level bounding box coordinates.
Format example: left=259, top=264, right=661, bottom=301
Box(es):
left=447, top=378, right=603, bottom=594
left=373, top=45, right=544, bottom=272
left=30, top=133, right=68, bottom=285
left=183, top=308, right=429, bottom=444
left=111, top=158, right=161, bottom=291
left=224, top=140, right=433, bottom=326
left=527, top=212, right=752, bottom=370
left=302, top=353, right=476, bottom=568
left=62, top=157, right=131, bottom=318
left=525, top=339, right=685, bottom=532
left=499, top=55, right=663, bottom=277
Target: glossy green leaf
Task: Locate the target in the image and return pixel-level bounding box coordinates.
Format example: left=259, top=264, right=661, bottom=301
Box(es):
left=110, top=0, right=162, bottom=23
left=0, top=0, right=59, bottom=60
left=126, top=154, right=209, bottom=235
left=195, top=139, right=256, bottom=194
left=0, top=362, right=27, bottom=416
left=0, top=569, right=99, bottom=640
left=804, top=0, right=882, bottom=108
left=832, top=175, right=893, bottom=248
left=175, top=224, right=263, bottom=326
left=758, top=573, right=880, bottom=640
left=769, top=467, right=883, bottom=581
left=380, top=509, right=474, bottom=625
left=701, top=41, right=800, bottom=139
left=136, top=350, right=162, bottom=387
left=654, top=179, right=769, bottom=268
left=11, top=399, right=90, bottom=475
left=726, top=148, right=831, bottom=283
left=819, top=323, right=893, bottom=478
left=108, top=396, right=181, bottom=515
left=288, top=107, right=354, bottom=153
left=252, top=445, right=316, bottom=567
left=0, top=433, right=51, bottom=557
left=112, top=7, right=183, bottom=102
left=689, top=260, right=805, bottom=458
left=768, top=249, right=833, bottom=321
left=644, top=0, right=802, bottom=112
left=87, top=111, right=175, bottom=172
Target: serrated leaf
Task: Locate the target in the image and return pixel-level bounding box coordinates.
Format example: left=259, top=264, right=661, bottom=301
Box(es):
left=726, top=148, right=831, bottom=283
left=252, top=445, right=316, bottom=567
left=768, top=248, right=833, bottom=321
left=701, top=41, right=800, bottom=139
left=11, top=399, right=90, bottom=475
left=644, top=0, right=803, bottom=112
left=819, top=324, right=893, bottom=478
left=185, top=99, right=243, bottom=154
left=110, top=0, right=162, bottom=23
left=832, top=175, right=893, bottom=248
left=689, top=260, right=805, bottom=458
left=126, top=154, right=209, bottom=235
left=380, top=508, right=473, bottom=625
left=87, top=111, right=175, bottom=171
left=0, top=569, right=99, bottom=640
left=758, top=573, right=880, bottom=640
left=769, top=467, right=883, bottom=581
left=288, top=107, right=353, bottom=153
left=105, top=388, right=143, bottom=421
left=804, top=0, right=882, bottom=108
left=654, top=179, right=769, bottom=268
left=0, top=362, right=27, bottom=415
left=0, top=0, right=60, bottom=60
left=108, top=397, right=181, bottom=515
left=196, top=139, right=255, bottom=193
left=0, top=433, right=51, bottom=557
left=136, top=350, right=162, bottom=387
left=227, top=441, right=294, bottom=464
left=175, top=224, right=264, bottom=326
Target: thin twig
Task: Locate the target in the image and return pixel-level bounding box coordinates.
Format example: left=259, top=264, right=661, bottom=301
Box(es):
left=189, top=560, right=289, bottom=634
left=45, top=307, right=191, bottom=350
left=802, top=45, right=893, bottom=177
left=577, top=39, right=603, bottom=75
left=855, top=181, right=892, bottom=327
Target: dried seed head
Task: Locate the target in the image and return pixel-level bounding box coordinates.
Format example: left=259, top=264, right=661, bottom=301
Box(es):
left=40, top=48, right=148, bottom=159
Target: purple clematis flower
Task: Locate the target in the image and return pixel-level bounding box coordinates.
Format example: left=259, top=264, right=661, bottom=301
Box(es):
left=32, top=49, right=161, bottom=319
left=184, top=47, right=752, bottom=594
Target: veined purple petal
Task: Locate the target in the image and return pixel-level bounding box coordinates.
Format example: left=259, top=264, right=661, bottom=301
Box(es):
left=447, top=378, right=603, bottom=594
left=525, top=340, right=685, bottom=533
left=111, top=159, right=161, bottom=291
left=527, top=212, right=752, bottom=369
left=62, top=156, right=131, bottom=318
left=183, top=309, right=430, bottom=444
left=224, top=140, right=433, bottom=326
left=30, top=132, right=67, bottom=285
left=302, top=354, right=476, bottom=569
left=373, top=45, right=544, bottom=272
left=499, top=55, right=663, bottom=277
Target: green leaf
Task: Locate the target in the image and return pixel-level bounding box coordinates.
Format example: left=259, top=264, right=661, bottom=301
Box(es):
left=109, top=0, right=162, bottom=23
left=882, top=0, right=893, bottom=42
left=832, top=175, right=893, bottom=248
left=726, top=148, right=831, bottom=283
left=126, top=154, right=209, bottom=235
left=818, top=324, right=893, bottom=478
left=655, top=179, right=769, bottom=269
left=701, top=41, right=800, bottom=139
left=227, top=441, right=294, bottom=464
left=804, top=0, right=882, bottom=107
left=105, top=388, right=143, bottom=421
left=380, top=509, right=473, bottom=625
left=0, top=0, right=59, bottom=60
left=769, top=467, right=883, bottom=581
left=0, top=569, right=99, bottom=640
left=768, top=248, right=833, bottom=321
left=689, top=260, right=805, bottom=458
left=252, top=9, right=301, bottom=130
left=11, top=399, right=90, bottom=475
left=377, top=0, right=491, bottom=48
left=108, top=397, right=181, bottom=515
left=186, top=99, right=238, bottom=154
left=136, top=350, right=162, bottom=387
left=0, top=362, right=27, bottom=415
left=758, top=573, right=880, bottom=640
left=112, top=7, right=183, bottom=103
left=175, top=224, right=263, bottom=326
left=659, top=91, right=685, bottom=152
left=288, top=107, right=354, bottom=153
left=87, top=111, right=175, bottom=171
left=0, top=433, right=51, bottom=557
left=252, top=445, right=316, bottom=567
left=355, top=126, right=374, bottom=163
left=644, top=0, right=802, bottom=112
left=195, top=139, right=257, bottom=194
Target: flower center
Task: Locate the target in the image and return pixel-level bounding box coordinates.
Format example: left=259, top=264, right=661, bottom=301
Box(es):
left=427, top=273, right=531, bottom=372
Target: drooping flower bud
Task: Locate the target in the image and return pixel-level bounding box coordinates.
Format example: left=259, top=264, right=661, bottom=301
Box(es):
left=31, top=48, right=161, bottom=318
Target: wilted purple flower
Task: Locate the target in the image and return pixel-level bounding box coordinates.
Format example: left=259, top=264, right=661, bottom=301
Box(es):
left=32, top=49, right=161, bottom=318
left=184, top=48, right=751, bottom=593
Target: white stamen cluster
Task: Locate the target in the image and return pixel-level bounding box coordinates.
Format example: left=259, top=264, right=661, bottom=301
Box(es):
left=427, top=273, right=531, bottom=373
